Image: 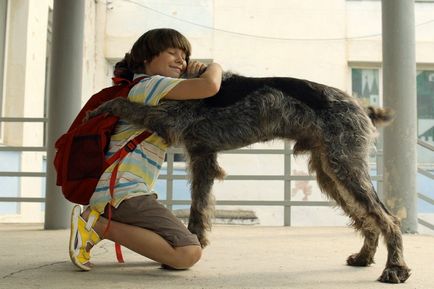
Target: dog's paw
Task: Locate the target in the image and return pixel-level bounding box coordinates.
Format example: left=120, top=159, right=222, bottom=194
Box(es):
left=198, top=235, right=209, bottom=248
left=188, top=223, right=209, bottom=248
left=378, top=265, right=411, bottom=283
left=83, top=110, right=107, bottom=122
left=346, top=253, right=374, bottom=267
left=92, top=103, right=115, bottom=116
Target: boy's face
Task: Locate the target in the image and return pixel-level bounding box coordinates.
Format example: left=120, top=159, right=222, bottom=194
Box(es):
left=145, top=48, right=187, bottom=78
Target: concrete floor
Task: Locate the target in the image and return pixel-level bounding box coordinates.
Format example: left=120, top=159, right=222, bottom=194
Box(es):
left=0, top=224, right=433, bottom=289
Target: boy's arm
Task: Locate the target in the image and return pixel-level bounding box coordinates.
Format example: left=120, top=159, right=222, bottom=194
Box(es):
left=164, top=62, right=222, bottom=100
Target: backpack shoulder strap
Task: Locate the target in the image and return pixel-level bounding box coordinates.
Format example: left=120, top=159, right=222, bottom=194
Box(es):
left=106, top=130, right=152, bottom=166
left=112, top=75, right=148, bottom=87
left=102, top=129, right=153, bottom=259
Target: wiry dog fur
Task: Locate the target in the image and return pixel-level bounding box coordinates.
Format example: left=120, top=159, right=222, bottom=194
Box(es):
left=88, top=72, right=410, bottom=283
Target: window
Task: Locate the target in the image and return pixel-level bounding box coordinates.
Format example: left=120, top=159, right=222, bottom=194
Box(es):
left=350, top=67, right=434, bottom=145
left=417, top=70, right=434, bottom=142
left=0, top=0, right=7, bottom=138
left=417, top=70, right=434, bottom=120
left=351, top=68, right=380, bottom=106
left=43, top=7, right=53, bottom=147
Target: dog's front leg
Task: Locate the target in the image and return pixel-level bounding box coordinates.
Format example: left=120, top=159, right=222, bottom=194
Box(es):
left=187, top=151, right=225, bottom=247
left=87, top=97, right=179, bottom=145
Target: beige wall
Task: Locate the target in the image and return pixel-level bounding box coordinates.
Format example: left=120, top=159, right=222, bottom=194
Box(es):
left=346, top=1, right=434, bottom=63
left=101, top=0, right=434, bottom=90
left=3, top=0, right=49, bottom=143
left=102, top=0, right=349, bottom=87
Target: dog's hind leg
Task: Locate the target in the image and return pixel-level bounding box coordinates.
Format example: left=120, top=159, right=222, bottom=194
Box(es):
left=186, top=151, right=225, bottom=248
left=309, top=150, right=380, bottom=267
left=318, top=145, right=410, bottom=283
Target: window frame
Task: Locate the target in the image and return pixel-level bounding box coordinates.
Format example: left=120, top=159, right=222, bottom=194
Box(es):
left=348, top=62, right=383, bottom=107
left=0, top=0, right=9, bottom=142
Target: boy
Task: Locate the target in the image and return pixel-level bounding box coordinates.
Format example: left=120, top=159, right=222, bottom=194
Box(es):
left=69, top=28, right=222, bottom=271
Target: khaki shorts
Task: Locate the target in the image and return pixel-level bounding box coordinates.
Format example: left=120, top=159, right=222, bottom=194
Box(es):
left=102, top=194, right=200, bottom=247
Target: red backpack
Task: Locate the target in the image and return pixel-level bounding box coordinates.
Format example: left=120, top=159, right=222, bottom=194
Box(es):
left=53, top=76, right=150, bottom=205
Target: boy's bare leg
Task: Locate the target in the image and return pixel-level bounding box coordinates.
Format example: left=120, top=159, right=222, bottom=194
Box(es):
left=84, top=211, right=201, bottom=269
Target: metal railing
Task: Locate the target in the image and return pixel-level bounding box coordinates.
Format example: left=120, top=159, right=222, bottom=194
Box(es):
left=0, top=117, right=47, bottom=204
left=416, top=139, right=434, bottom=231
left=0, top=116, right=433, bottom=230
left=159, top=144, right=338, bottom=226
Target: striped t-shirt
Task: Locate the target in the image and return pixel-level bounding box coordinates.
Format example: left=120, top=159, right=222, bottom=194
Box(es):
left=89, top=74, right=184, bottom=213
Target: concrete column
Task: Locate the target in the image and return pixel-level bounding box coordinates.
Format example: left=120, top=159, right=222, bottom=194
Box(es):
left=381, top=0, right=418, bottom=233
left=45, top=0, right=85, bottom=229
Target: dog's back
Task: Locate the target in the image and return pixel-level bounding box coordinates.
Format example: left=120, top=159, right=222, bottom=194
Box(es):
left=203, top=73, right=331, bottom=110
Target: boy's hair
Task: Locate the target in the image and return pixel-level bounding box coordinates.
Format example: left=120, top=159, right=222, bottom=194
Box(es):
left=114, top=28, right=192, bottom=80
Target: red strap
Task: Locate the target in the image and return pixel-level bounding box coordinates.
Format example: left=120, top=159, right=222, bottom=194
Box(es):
left=103, top=162, right=123, bottom=263
left=112, top=76, right=148, bottom=86
left=106, top=130, right=152, bottom=165
left=102, top=130, right=152, bottom=263
left=111, top=77, right=131, bottom=85
left=115, top=243, right=125, bottom=263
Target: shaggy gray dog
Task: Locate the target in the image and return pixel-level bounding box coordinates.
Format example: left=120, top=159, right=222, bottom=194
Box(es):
left=88, top=72, right=410, bottom=283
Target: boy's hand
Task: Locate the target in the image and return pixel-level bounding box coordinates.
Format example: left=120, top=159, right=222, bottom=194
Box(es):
left=186, top=60, right=207, bottom=78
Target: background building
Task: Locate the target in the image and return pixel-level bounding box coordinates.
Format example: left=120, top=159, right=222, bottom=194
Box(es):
left=0, top=0, right=433, bottom=231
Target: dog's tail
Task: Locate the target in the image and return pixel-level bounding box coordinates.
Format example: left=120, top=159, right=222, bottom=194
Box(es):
left=365, top=106, right=395, bottom=127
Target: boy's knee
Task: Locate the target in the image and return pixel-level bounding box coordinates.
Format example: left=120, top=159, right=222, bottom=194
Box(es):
left=189, top=245, right=202, bottom=265
left=172, top=245, right=202, bottom=269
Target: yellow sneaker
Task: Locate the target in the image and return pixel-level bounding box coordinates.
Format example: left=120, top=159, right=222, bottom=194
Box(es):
left=69, top=205, right=101, bottom=271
